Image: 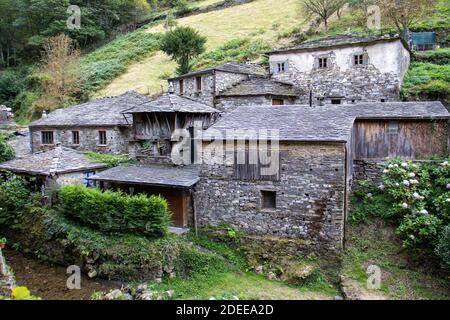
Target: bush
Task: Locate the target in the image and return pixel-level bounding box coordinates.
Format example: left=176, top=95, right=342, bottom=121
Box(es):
left=57, top=185, right=170, bottom=238
left=414, top=48, right=450, bottom=65
left=397, top=215, right=443, bottom=249
left=435, top=225, right=450, bottom=268
left=0, top=137, right=15, bottom=163
left=0, top=178, right=32, bottom=225
left=84, top=152, right=133, bottom=168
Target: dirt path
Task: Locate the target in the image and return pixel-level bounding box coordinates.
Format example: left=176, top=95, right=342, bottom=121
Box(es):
left=4, top=250, right=122, bottom=300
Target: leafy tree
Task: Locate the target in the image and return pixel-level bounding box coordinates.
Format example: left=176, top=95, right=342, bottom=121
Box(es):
left=160, top=26, right=207, bottom=75
left=300, top=0, right=346, bottom=31
left=376, top=0, right=438, bottom=34
left=33, top=34, right=81, bottom=112
left=0, top=136, right=15, bottom=163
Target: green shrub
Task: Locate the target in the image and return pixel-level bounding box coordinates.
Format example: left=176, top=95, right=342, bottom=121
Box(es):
left=435, top=224, right=450, bottom=268
left=0, top=177, right=32, bottom=225
left=57, top=185, right=170, bottom=238
left=414, top=48, right=450, bottom=65
left=397, top=215, right=443, bottom=249
left=84, top=151, right=133, bottom=168
left=0, top=136, right=15, bottom=163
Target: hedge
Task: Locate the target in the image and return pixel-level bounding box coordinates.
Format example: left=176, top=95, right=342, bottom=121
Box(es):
left=57, top=185, right=170, bottom=238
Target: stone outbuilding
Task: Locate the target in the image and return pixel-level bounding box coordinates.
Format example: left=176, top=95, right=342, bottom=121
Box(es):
left=0, top=146, right=108, bottom=192
left=28, top=91, right=150, bottom=154
left=269, top=34, right=411, bottom=105
left=167, top=62, right=267, bottom=107
left=195, top=102, right=449, bottom=251
left=0, top=105, right=13, bottom=124
left=215, top=76, right=304, bottom=112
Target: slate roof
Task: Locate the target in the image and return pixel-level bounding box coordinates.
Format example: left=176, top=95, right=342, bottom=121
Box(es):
left=29, top=91, right=150, bottom=128
left=123, top=94, right=220, bottom=114
left=88, top=165, right=200, bottom=188
left=204, top=102, right=449, bottom=142
left=0, top=146, right=107, bottom=176
left=168, top=62, right=267, bottom=80
left=269, top=34, right=407, bottom=54
left=218, top=77, right=301, bottom=97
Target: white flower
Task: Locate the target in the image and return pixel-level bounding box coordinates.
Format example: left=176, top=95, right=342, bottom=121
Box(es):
left=446, top=199, right=450, bottom=203
left=378, top=184, right=385, bottom=191
left=401, top=203, right=409, bottom=209
left=395, top=183, right=400, bottom=187
left=383, top=169, right=390, bottom=174
left=446, top=183, right=450, bottom=190
left=441, top=161, right=448, bottom=167
left=420, top=195, right=425, bottom=201
left=403, top=180, right=410, bottom=186
left=401, top=162, right=408, bottom=168
left=393, top=164, right=399, bottom=168
left=413, top=192, right=421, bottom=199
left=388, top=164, right=394, bottom=169
left=420, top=209, right=429, bottom=215
left=409, top=235, right=415, bottom=240
left=410, top=179, right=419, bottom=185
left=412, top=164, right=418, bottom=168
left=408, top=172, right=416, bottom=178
left=367, top=193, right=373, bottom=198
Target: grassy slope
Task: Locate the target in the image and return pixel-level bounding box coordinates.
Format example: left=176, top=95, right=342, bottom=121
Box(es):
left=98, top=0, right=304, bottom=97
left=342, top=219, right=450, bottom=300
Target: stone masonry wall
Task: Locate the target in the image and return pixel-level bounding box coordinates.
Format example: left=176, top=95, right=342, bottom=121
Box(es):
left=216, top=95, right=300, bottom=112
left=195, top=142, right=347, bottom=250
left=171, top=73, right=216, bottom=106
left=30, top=126, right=131, bottom=154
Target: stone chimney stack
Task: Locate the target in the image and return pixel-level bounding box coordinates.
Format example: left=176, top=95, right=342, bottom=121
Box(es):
left=168, top=82, right=175, bottom=94
left=42, top=110, right=48, bottom=118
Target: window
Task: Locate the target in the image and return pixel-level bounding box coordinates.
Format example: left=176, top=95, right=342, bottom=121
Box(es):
left=318, top=57, right=328, bottom=69
left=98, top=130, right=107, bottom=145
left=261, top=190, right=276, bottom=209
left=380, top=99, right=386, bottom=103
left=354, top=54, right=365, bottom=66
left=196, top=76, right=202, bottom=92
left=331, top=99, right=342, bottom=105
left=388, top=121, right=399, bottom=135
left=179, top=79, right=184, bottom=96
left=83, top=171, right=96, bottom=188
left=272, top=98, right=284, bottom=106
left=274, top=61, right=288, bottom=74
left=72, top=131, right=80, bottom=145
left=41, top=131, right=54, bottom=145
left=317, top=97, right=325, bottom=106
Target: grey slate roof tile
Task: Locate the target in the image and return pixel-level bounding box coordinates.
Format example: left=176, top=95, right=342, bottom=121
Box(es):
left=123, top=94, right=220, bottom=114
left=204, top=102, right=449, bottom=142
left=0, top=146, right=107, bottom=176
left=218, top=77, right=302, bottom=97
left=88, top=164, right=200, bottom=188
left=168, top=62, right=267, bottom=80
left=29, top=91, right=151, bottom=127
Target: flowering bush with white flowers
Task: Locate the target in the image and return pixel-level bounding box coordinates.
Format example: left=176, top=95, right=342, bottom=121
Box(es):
left=351, top=158, right=450, bottom=269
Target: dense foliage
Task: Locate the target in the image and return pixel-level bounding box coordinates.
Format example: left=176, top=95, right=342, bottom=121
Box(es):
left=84, top=151, right=133, bottom=168
left=57, top=185, right=170, bottom=238
left=0, top=136, right=15, bottom=163
left=160, top=26, right=207, bottom=74
left=351, top=159, right=450, bottom=269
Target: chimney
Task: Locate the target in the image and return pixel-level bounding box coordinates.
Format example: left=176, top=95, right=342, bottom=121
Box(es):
left=42, top=110, right=48, bottom=118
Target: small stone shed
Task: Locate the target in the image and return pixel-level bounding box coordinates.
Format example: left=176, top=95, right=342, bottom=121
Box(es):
left=88, top=164, right=200, bottom=228
left=0, top=146, right=107, bottom=191
left=195, top=102, right=449, bottom=251
left=167, top=62, right=267, bottom=107
left=122, top=93, right=220, bottom=163
left=215, top=76, right=304, bottom=112
left=28, top=91, right=150, bottom=154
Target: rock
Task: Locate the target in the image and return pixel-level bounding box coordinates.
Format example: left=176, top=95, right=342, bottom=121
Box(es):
left=334, top=296, right=344, bottom=300
left=165, top=290, right=174, bottom=299
left=104, top=289, right=126, bottom=300
left=87, top=269, right=97, bottom=279
left=255, top=265, right=264, bottom=274
left=163, top=265, right=174, bottom=274
left=137, top=290, right=153, bottom=301
left=154, top=278, right=162, bottom=283
left=280, top=263, right=316, bottom=284
left=267, top=272, right=277, bottom=280
left=136, top=284, right=148, bottom=293
left=169, top=272, right=176, bottom=279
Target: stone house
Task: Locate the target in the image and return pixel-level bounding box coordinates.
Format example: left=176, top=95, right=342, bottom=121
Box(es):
left=0, top=146, right=108, bottom=192
left=269, top=35, right=411, bottom=105
left=167, top=62, right=268, bottom=107
left=28, top=91, right=150, bottom=154
left=195, top=102, right=449, bottom=251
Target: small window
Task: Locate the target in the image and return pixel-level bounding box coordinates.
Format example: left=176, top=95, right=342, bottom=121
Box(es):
left=261, top=190, right=276, bottom=209
left=274, top=61, right=287, bottom=74
left=380, top=99, right=386, bottom=103
left=41, top=131, right=54, bottom=145
left=272, top=98, right=284, bottom=106
left=388, top=121, right=399, bottom=135
left=83, top=171, right=96, bottom=187
left=318, top=57, right=328, bottom=69
left=98, top=130, right=107, bottom=145
left=331, top=99, right=342, bottom=105
left=317, top=97, right=325, bottom=106
left=196, top=76, right=202, bottom=92
left=72, top=131, right=80, bottom=145
left=354, top=54, right=365, bottom=66
left=179, top=79, right=184, bottom=96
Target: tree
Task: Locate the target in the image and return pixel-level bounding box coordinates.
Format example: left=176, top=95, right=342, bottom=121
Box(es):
left=301, top=0, right=346, bottom=31
left=34, top=34, right=81, bottom=112
left=376, top=0, right=437, bottom=34
left=160, top=26, right=207, bottom=75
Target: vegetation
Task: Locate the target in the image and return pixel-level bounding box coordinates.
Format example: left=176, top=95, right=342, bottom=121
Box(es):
left=300, top=0, right=346, bottom=31
left=0, top=135, right=15, bottom=163
left=160, top=26, right=207, bottom=74
left=350, top=158, right=450, bottom=270
left=414, top=48, right=450, bottom=65
left=57, top=185, right=170, bottom=238
left=84, top=151, right=133, bottom=168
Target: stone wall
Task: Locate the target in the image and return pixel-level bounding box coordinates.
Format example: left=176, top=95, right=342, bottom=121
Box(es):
left=195, top=142, right=347, bottom=250
left=30, top=126, right=131, bottom=154
left=170, top=73, right=216, bottom=106
left=270, top=40, right=410, bottom=105
left=0, top=249, right=16, bottom=298
left=216, top=95, right=301, bottom=112
left=352, top=160, right=385, bottom=188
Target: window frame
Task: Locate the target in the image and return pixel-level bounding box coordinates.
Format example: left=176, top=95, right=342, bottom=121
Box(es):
left=273, top=61, right=288, bottom=74
left=98, top=130, right=107, bottom=146
left=196, top=76, right=202, bottom=93
left=83, top=171, right=96, bottom=188
left=272, top=98, right=285, bottom=106
left=41, top=131, right=54, bottom=145
left=72, top=130, right=80, bottom=145
left=318, top=57, right=329, bottom=69
left=179, top=79, right=184, bottom=96
left=261, top=190, right=277, bottom=210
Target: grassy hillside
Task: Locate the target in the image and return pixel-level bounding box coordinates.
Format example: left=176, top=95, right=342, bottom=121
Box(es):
left=97, top=0, right=304, bottom=97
